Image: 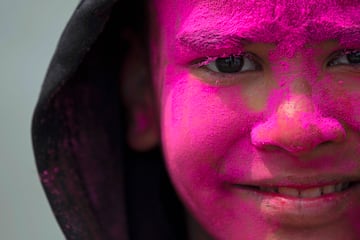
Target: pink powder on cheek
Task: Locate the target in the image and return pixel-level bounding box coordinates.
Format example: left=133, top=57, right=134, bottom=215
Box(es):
left=151, top=0, right=360, bottom=239
left=313, top=72, right=360, bottom=131
left=161, top=72, right=259, bottom=161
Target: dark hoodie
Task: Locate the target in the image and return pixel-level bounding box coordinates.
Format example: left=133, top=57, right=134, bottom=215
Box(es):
left=32, top=1, right=187, bottom=239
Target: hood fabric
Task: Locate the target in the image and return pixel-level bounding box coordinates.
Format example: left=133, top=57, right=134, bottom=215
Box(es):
left=32, top=1, right=186, bottom=239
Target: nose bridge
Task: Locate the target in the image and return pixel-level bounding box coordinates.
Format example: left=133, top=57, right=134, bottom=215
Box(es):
left=251, top=70, right=345, bottom=155
left=277, top=92, right=315, bottom=121
left=274, top=54, right=315, bottom=94
left=270, top=58, right=319, bottom=127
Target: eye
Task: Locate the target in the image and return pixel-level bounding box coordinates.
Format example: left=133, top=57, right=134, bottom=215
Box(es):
left=204, top=55, right=260, bottom=73
left=327, top=50, right=360, bottom=67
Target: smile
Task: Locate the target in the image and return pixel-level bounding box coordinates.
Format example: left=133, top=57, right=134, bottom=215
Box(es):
left=235, top=180, right=360, bottom=198
left=256, top=182, right=354, bottom=198
left=232, top=180, right=360, bottom=226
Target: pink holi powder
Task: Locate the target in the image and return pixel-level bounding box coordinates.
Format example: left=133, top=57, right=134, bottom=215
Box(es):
left=175, top=1, right=360, bottom=57
left=150, top=0, right=360, bottom=239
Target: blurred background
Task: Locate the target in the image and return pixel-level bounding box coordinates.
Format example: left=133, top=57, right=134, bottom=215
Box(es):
left=0, top=0, right=78, bottom=239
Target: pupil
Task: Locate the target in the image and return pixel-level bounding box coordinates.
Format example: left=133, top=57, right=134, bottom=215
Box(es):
left=215, top=56, right=244, bottom=73
left=348, top=51, right=360, bottom=64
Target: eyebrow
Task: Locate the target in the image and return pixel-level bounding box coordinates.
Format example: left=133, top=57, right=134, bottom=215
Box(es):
left=176, top=30, right=250, bottom=53
left=176, top=24, right=360, bottom=53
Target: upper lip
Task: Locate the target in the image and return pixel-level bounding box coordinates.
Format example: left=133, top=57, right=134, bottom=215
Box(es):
left=234, top=175, right=360, bottom=189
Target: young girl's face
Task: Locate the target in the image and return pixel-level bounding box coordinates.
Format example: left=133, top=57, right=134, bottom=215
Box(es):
left=150, top=1, right=360, bottom=239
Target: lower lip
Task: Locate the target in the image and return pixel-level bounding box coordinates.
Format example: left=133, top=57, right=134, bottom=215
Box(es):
left=234, top=184, right=360, bottom=226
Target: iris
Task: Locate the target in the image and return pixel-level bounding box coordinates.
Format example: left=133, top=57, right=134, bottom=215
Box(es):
left=215, top=56, right=244, bottom=73
left=348, top=51, right=360, bottom=64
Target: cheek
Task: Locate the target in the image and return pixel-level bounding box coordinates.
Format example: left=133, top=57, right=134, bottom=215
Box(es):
left=159, top=69, right=263, bottom=192
left=315, top=73, right=360, bottom=131
left=159, top=71, right=270, bottom=239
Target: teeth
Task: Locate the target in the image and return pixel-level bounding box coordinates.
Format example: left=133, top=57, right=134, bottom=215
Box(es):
left=322, top=185, right=335, bottom=194
left=259, top=182, right=351, bottom=198
left=342, top=182, right=350, bottom=190
left=335, top=183, right=342, bottom=192
left=259, top=186, right=277, bottom=193
left=278, top=187, right=299, bottom=197
left=300, top=187, right=321, bottom=198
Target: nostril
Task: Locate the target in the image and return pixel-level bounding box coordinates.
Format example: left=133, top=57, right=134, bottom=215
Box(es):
left=251, top=115, right=346, bottom=155
left=262, top=145, right=282, bottom=152
left=253, top=142, right=285, bottom=152
left=318, top=140, right=332, bottom=147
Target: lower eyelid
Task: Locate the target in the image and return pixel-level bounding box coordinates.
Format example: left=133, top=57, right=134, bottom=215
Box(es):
left=190, top=69, right=262, bottom=86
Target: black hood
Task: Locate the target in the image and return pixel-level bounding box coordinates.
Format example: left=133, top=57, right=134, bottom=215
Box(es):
left=32, top=1, right=186, bottom=239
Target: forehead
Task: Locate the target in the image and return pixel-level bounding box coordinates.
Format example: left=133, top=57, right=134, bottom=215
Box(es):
left=153, top=0, right=360, bottom=55
left=154, top=0, right=360, bottom=26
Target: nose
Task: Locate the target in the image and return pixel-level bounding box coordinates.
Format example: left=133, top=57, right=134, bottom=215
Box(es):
left=251, top=94, right=346, bottom=155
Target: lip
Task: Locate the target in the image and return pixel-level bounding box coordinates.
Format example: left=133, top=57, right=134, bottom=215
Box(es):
left=236, top=175, right=360, bottom=187
left=231, top=177, right=360, bottom=227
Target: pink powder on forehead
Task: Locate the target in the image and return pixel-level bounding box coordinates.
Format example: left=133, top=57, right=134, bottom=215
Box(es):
left=173, top=0, right=360, bottom=58
left=149, top=0, right=360, bottom=239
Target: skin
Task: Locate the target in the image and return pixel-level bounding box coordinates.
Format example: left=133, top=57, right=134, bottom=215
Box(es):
left=129, top=0, right=360, bottom=239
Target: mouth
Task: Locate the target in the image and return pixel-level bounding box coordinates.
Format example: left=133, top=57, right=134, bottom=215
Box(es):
left=232, top=180, right=360, bottom=226
left=236, top=181, right=358, bottom=198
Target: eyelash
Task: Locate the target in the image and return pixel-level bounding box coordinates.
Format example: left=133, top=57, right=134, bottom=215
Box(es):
left=197, top=53, right=261, bottom=74
left=327, top=49, right=360, bottom=67
left=195, top=49, right=360, bottom=74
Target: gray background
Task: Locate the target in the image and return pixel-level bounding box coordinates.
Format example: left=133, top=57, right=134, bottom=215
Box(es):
left=0, top=1, right=78, bottom=239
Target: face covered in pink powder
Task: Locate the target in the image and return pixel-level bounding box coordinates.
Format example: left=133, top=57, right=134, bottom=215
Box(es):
left=148, top=0, right=360, bottom=239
